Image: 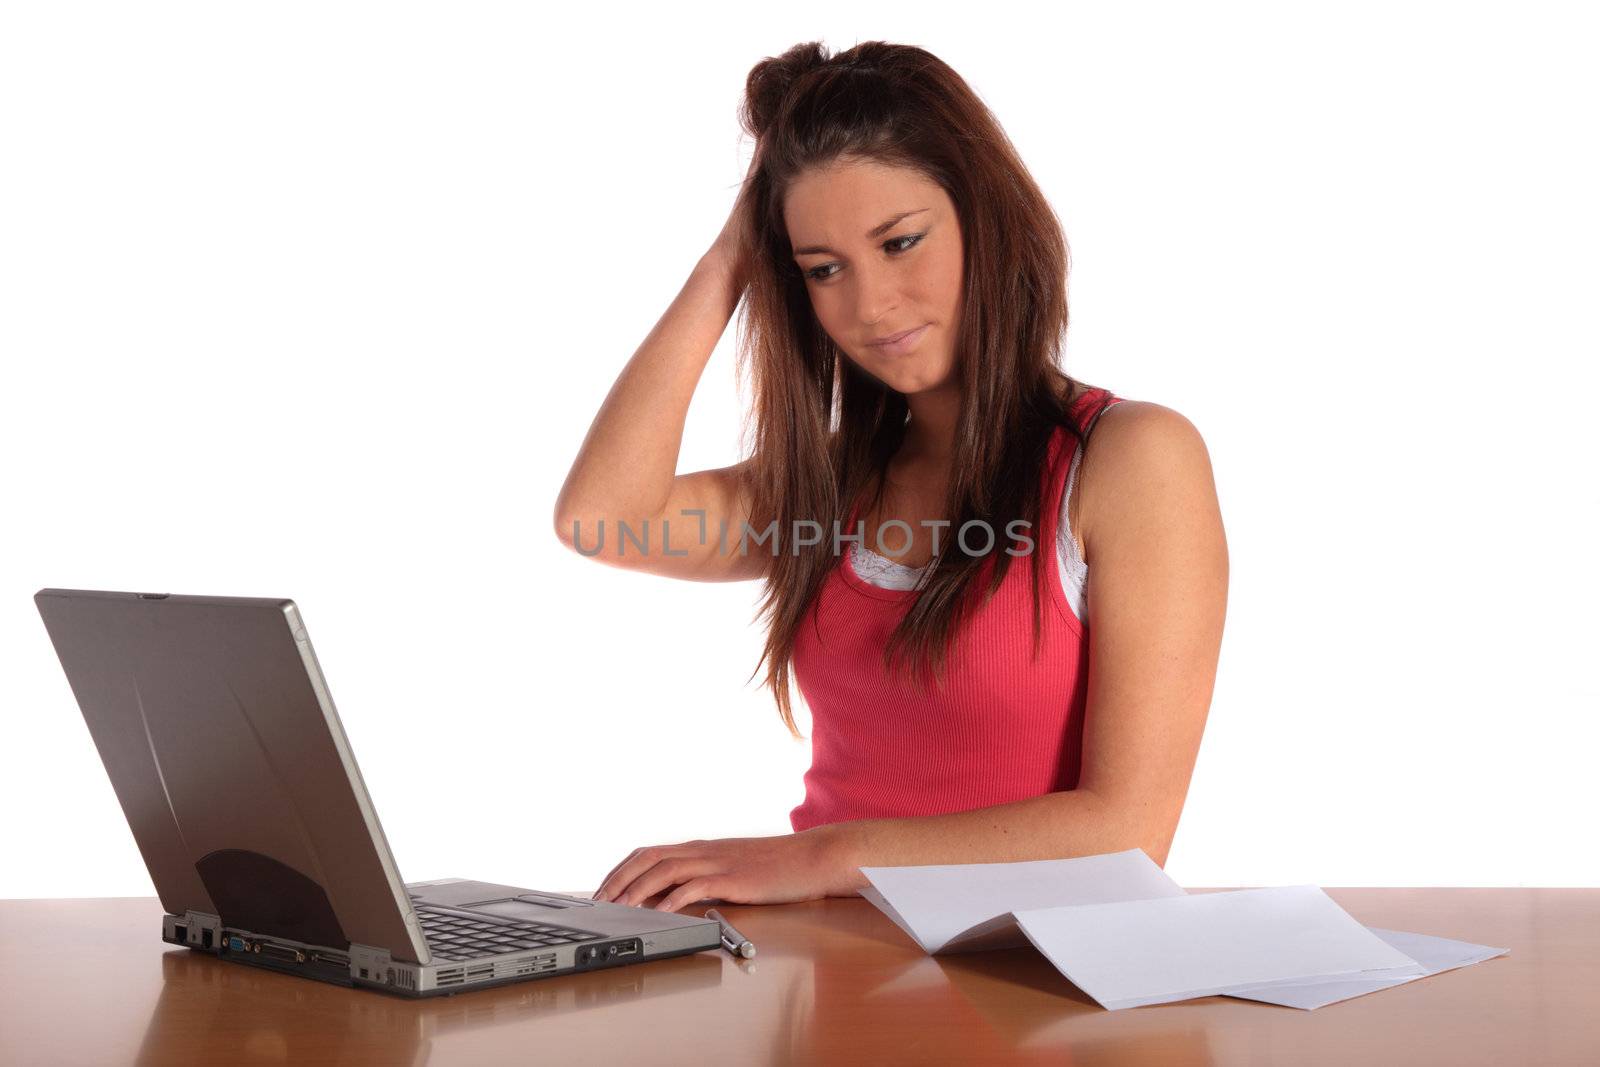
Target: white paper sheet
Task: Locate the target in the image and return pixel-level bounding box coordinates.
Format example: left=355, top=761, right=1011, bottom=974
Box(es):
left=1220, top=926, right=1509, bottom=1009
left=858, top=848, right=1186, bottom=954
left=856, top=850, right=1506, bottom=1011
left=1010, top=885, right=1428, bottom=1010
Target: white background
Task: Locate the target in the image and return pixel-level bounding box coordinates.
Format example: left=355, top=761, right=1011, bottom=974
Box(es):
left=3, top=1, right=1596, bottom=900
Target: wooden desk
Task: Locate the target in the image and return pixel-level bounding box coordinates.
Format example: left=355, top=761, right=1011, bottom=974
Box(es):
left=0, top=889, right=1594, bottom=1065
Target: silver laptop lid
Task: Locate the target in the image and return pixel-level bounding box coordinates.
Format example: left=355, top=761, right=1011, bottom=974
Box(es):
left=35, top=588, right=430, bottom=964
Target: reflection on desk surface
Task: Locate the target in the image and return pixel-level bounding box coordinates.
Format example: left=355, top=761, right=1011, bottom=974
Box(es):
left=2, top=891, right=1597, bottom=1067
left=136, top=943, right=726, bottom=1066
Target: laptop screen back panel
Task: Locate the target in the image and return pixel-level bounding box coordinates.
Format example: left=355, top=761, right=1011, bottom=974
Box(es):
left=35, top=589, right=430, bottom=963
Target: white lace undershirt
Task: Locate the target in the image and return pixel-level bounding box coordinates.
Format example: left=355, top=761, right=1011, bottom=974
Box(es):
left=849, top=443, right=1091, bottom=625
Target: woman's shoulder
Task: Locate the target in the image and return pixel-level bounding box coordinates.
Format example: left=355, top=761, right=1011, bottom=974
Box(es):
left=1073, top=389, right=1210, bottom=474
left=1088, top=397, right=1202, bottom=442
left=1073, top=396, right=1217, bottom=553
left=1060, top=379, right=1188, bottom=438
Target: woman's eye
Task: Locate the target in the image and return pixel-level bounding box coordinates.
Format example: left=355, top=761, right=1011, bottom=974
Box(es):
left=805, top=233, right=925, bottom=282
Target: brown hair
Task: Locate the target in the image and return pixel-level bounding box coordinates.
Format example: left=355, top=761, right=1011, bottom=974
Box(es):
left=728, top=41, right=1103, bottom=739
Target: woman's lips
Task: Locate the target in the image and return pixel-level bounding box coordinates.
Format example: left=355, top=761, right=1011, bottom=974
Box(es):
left=867, top=323, right=930, bottom=356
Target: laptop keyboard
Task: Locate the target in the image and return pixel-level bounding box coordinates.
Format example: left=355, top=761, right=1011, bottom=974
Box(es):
left=413, top=902, right=602, bottom=962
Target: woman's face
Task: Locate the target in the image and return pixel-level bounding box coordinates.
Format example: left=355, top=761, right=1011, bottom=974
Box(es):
left=784, top=157, right=965, bottom=395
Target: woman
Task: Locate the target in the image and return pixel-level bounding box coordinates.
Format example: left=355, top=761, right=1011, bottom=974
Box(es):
left=555, top=41, right=1228, bottom=913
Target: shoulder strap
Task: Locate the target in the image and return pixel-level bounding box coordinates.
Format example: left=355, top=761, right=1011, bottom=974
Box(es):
left=1083, top=392, right=1123, bottom=439
left=1055, top=389, right=1123, bottom=543
left=1065, top=386, right=1123, bottom=441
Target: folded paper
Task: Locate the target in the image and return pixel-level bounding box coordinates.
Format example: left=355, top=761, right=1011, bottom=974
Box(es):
left=857, top=849, right=1507, bottom=1011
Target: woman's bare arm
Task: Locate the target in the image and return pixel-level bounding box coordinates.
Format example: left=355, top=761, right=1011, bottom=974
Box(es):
left=553, top=237, right=767, bottom=583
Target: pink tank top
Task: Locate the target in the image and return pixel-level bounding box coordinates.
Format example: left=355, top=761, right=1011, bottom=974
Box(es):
left=789, top=388, right=1125, bottom=832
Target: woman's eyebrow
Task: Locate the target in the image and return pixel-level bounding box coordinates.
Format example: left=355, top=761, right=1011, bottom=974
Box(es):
left=793, top=208, right=929, bottom=256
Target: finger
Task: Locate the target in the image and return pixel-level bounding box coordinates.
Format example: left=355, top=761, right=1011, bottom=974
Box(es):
left=616, top=856, right=712, bottom=908
left=594, top=847, right=644, bottom=900
left=596, top=840, right=705, bottom=901
left=600, top=847, right=678, bottom=904
left=658, top=877, right=719, bottom=914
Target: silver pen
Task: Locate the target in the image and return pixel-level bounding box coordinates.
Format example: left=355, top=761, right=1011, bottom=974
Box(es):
left=704, top=908, right=756, bottom=958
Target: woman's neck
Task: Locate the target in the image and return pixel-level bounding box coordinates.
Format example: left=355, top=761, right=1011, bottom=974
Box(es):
left=902, top=384, right=962, bottom=463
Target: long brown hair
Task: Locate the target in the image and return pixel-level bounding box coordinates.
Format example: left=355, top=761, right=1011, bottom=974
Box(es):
left=729, top=41, right=1103, bottom=739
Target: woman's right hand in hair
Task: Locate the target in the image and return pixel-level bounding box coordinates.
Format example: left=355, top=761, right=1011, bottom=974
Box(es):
left=708, top=141, right=760, bottom=271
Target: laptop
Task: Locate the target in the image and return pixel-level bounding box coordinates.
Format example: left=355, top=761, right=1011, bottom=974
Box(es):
left=33, top=587, right=722, bottom=997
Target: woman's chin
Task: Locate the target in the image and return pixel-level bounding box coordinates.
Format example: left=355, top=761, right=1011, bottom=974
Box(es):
left=847, top=350, right=955, bottom=395
left=881, top=363, right=954, bottom=396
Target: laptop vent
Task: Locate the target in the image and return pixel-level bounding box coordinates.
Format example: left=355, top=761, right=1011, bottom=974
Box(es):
left=386, top=967, right=417, bottom=991
left=496, top=954, right=558, bottom=979
left=434, top=954, right=559, bottom=988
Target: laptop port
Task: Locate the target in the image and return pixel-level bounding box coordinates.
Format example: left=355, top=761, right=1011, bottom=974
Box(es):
left=254, top=942, right=306, bottom=964
left=581, top=939, right=640, bottom=965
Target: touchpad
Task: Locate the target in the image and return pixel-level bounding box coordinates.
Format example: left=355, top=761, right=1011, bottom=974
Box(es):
left=465, top=898, right=584, bottom=923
